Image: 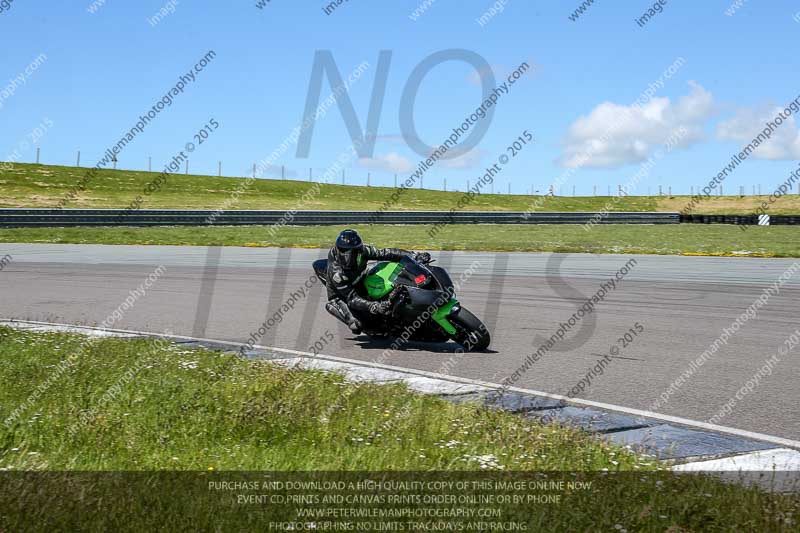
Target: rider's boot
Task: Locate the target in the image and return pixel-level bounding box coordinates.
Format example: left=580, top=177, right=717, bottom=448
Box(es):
left=325, top=299, right=362, bottom=334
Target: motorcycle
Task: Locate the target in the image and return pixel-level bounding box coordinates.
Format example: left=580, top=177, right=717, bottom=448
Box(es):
left=314, top=255, right=490, bottom=352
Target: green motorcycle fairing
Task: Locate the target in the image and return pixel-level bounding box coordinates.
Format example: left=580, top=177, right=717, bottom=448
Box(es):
left=431, top=298, right=458, bottom=335
left=363, top=261, right=459, bottom=335
left=364, top=261, right=403, bottom=299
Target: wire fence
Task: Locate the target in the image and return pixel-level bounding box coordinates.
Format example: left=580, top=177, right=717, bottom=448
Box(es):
left=9, top=147, right=800, bottom=197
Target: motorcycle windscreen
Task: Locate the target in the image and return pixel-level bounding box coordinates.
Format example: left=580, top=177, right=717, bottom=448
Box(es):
left=395, top=255, right=434, bottom=287
left=428, top=265, right=454, bottom=294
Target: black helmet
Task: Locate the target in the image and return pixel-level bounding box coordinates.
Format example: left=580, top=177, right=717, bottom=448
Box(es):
left=334, top=229, right=364, bottom=269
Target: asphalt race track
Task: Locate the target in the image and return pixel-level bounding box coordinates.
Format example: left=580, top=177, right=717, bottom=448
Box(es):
left=1, top=244, right=798, bottom=440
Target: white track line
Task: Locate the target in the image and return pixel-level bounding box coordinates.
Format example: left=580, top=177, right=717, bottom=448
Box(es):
left=5, top=318, right=800, bottom=451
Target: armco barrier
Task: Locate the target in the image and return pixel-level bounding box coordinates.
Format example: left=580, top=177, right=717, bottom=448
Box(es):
left=679, top=214, right=757, bottom=225
left=679, top=214, right=800, bottom=225
left=0, top=210, right=797, bottom=228
left=0, top=209, right=681, bottom=228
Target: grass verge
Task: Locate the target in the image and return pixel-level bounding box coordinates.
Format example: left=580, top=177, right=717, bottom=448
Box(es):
left=0, top=327, right=638, bottom=471
left=1, top=223, right=799, bottom=257
left=0, top=327, right=797, bottom=530
left=3, top=162, right=800, bottom=214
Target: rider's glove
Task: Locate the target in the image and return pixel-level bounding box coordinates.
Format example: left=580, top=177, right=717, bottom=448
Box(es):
left=369, top=300, right=393, bottom=316
left=414, top=252, right=432, bottom=264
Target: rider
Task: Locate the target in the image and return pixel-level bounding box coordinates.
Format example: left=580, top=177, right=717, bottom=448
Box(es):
left=322, top=229, right=431, bottom=333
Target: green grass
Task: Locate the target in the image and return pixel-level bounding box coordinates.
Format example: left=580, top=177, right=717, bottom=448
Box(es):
left=0, top=327, right=639, bottom=471
left=2, top=223, right=799, bottom=257
left=0, top=327, right=798, bottom=531
left=3, top=162, right=800, bottom=214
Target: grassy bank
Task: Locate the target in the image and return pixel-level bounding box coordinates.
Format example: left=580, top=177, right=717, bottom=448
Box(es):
left=3, top=162, right=800, bottom=214
left=0, top=327, right=798, bottom=530
left=1, top=223, right=799, bottom=257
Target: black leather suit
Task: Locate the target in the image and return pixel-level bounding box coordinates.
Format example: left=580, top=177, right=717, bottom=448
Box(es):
left=325, top=244, right=413, bottom=314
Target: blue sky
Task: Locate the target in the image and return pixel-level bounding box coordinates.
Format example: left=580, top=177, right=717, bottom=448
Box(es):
left=1, top=0, right=799, bottom=195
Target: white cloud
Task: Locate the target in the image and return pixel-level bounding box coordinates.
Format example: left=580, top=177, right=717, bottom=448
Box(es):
left=467, top=60, right=538, bottom=86
left=366, top=134, right=487, bottom=169
left=716, top=106, right=800, bottom=160
left=436, top=148, right=486, bottom=169
left=559, top=81, right=714, bottom=168
left=357, top=152, right=413, bottom=174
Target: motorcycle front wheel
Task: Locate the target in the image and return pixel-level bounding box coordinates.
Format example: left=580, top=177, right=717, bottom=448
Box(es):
left=450, top=307, right=491, bottom=352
